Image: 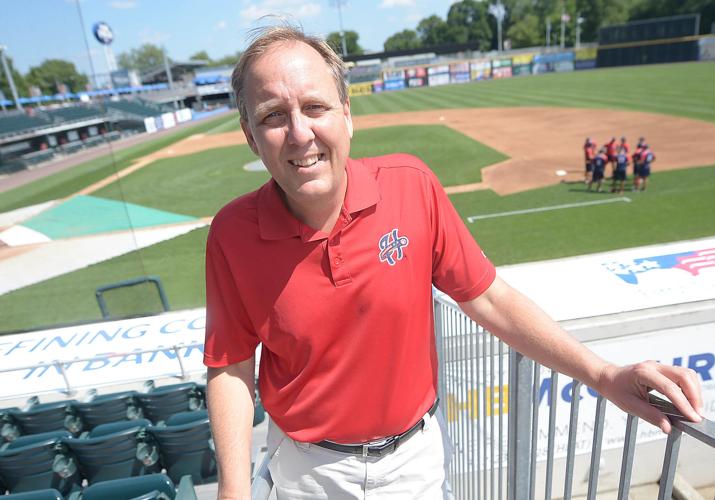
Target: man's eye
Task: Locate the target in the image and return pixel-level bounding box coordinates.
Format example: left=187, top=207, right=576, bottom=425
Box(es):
left=262, top=112, right=283, bottom=123
left=305, top=104, right=327, bottom=113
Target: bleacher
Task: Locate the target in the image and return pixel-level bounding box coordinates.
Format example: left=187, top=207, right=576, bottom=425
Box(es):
left=0, top=382, right=266, bottom=498
left=105, top=99, right=172, bottom=119
left=46, top=106, right=104, bottom=123
left=0, top=112, right=53, bottom=138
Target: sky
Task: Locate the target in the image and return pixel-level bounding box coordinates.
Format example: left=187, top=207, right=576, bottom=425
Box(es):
left=1, top=0, right=458, bottom=78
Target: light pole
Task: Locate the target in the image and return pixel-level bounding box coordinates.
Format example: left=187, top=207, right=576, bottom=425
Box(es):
left=330, top=0, right=348, bottom=57
left=546, top=18, right=552, bottom=48
left=75, top=0, right=99, bottom=90
left=488, top=1, right=506, bottom=52
left=576, top=15, right=584, bottom=49
left=560, top=10, right=570, bottom=49
left=0, top=45, right=22, bottom=111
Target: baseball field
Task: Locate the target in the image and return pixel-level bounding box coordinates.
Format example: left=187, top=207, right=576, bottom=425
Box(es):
left=1, top=61, right=714, bottom=333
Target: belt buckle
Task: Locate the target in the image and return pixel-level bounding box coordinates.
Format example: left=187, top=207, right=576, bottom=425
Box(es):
left=363, top=437, right=395, bottom=458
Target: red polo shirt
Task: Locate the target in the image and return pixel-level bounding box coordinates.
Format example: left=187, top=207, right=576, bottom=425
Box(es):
left=204, top=154, right=495, bottom=443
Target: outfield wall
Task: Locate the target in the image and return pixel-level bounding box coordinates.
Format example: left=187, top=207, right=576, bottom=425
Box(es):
left=348, top=35, right=715, bottom=98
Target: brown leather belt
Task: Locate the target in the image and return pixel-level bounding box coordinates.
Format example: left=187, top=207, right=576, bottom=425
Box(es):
left=312, top=398, right=440, bottom=458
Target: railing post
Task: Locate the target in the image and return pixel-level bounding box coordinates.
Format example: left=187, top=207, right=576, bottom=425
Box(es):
left=507, top=350, right=534, bottom=500
left=53, top=360, right=75, bottom=396
left=657, top=428, right=682, bottom=500
left=173, top=345, right=188, bottom=380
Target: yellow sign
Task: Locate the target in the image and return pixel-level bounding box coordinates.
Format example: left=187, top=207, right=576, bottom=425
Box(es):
left=349, top=83, right=373, bottom=97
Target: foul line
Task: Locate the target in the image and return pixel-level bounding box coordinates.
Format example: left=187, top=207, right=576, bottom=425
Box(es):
left=467, top=197, right=632, bottom=223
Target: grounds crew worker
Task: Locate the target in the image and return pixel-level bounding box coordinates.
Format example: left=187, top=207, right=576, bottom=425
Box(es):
left=203, top=26, right=703, bottom=499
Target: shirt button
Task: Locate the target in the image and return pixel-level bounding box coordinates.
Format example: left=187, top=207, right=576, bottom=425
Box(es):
left=334, top=257, right=342, bottom=266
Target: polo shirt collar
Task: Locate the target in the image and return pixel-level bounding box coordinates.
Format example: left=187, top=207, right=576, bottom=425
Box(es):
left=257, top=158, right=380, bottom=241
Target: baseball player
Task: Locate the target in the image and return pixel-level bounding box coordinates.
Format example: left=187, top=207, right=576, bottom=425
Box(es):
left=611, top=147, right=629, bottom=194
left=589, top=147, right=608, bottom=192
left=635, top=143, right=655, bottom=191
left=583, top=137, right=596, bottom=183
left=631, top=137, right=646, bottom=190
left=605, top=137, right=618, bottom=178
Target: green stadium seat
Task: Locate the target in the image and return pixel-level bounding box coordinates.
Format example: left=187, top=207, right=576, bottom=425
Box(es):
left=2, top=488, right=64, bottom=499
left=74, top=391, right=143, bottom=430
left=136, top=383, right=204, bottom=425
left=1, top=408, right=22, bottom=443
left=0, top=435, right=81, bottom=496
left=8, top=401, right=83, bottom=436
left=81, top=473, right=198, bottom=500
left=62, top=422, right=160, bottom=485
left=147, top=414, right=216, bottom=484
left=88, top=418, right=152, bottom=438
left=2, top=431, right=71, bottom=451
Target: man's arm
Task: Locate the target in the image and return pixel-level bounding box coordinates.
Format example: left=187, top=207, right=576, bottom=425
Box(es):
left=458, top=276, right=703, bottom=433
left=207, top=356, right=256, bottom=500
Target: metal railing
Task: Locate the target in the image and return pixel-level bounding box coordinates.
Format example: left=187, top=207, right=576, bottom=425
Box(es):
left=251, top=295, right=714, bottom=499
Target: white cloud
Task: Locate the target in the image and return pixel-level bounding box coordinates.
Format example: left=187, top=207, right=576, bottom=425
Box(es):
left=215, top=20, right=228, bottom=30
left=240, top=1, right=321, bottom=22
left=109, top=0, right=137, bottom=9
left=380, top=0, right=415, bottom=7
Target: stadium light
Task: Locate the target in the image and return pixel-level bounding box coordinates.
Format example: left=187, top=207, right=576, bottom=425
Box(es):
left=576, top=15, right=585, bottom=49
left=488, top=1, right=507, bottom=52
left=330, top=0, right=348, bottom=57
left=0, top=45, right=23, bottom=111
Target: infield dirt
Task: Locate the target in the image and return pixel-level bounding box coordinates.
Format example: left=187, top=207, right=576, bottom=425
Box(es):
left=61, top=107, right=715, bottom=198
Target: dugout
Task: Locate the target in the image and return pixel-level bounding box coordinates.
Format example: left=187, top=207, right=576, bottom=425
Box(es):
left=597, top=14, right=702, bottom=67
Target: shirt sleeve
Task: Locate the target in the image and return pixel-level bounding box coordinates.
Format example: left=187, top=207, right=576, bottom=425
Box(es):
left=203, top=225, right=261, bottom=367
left=427, top=167, right=496, bottom=302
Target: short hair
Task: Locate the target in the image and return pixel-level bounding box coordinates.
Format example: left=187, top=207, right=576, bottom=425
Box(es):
left=232, top=25, right=348, bottom=120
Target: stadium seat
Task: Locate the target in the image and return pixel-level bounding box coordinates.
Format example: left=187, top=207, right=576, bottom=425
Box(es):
left=136, top=383, right=204, bottom=425
left=81, top=473, right=198, bottom=500
left=0, top=434, right=81, bottom=496
left=1, top=431, right=71, bottom=451
left=147, top=412, right=216, bottom=484
left=1, top=489, right=64, bottom=499
left=88, top=418, right=152, bottom=438
left=1, top=408, right=21, bottom=443
left=74, top=390, right=143, bottom=430
left=8, top=401, right=83, bottom=436
left=62, top=421, right=160, bottom=485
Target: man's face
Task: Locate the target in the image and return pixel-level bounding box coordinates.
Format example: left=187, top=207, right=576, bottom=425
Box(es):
left=240, top=41, right=353, bottom=214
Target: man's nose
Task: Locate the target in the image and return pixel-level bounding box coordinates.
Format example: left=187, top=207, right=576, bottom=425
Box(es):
left=287, top=113, right=315, bottom=145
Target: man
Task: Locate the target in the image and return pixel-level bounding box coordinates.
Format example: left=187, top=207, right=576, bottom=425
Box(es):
left=204, top=27, right=702, bottom=499
left=636, top=143, right=656, bottom=191
left=583, top=137, right=596, bottom=183
left=605, top=136, right=618, bottom=178
left=588, top=147, right=608, bottom=192
left=632, top=137, right=646, bottom=190
left=611, top=147, right=629, bottom=194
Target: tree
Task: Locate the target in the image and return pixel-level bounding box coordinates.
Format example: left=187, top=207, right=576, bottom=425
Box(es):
left=117, top=43, right=166, bottom=73
left=628, top=0, right=715, bottom=35
left=0, top=54, right=29, bottom=99
left=575, top=0, right=630, bottom=43
left=447, top=0, right=493, bottom=50
left=326, top=30, right=363, bottom=56
left=211, top=51, right=242, bottom=68
left=25, top=59, right=88, bottom=94
left=189, top=50, right=213, bottom=64
left=416, top=15, right=453, bottom=46
left=384, top=29, right=422, bottom=51
left=507, top=13, right=542, bottom=48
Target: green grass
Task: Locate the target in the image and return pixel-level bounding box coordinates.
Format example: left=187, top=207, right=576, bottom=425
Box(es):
left=2, top=164, right=713, bottom=332
left=351, top=125, right=507, bottom=186
left=451, top=165, right=715, bottom=265
left=350, top=62, right=715, bottom=123
left=3, top=62, right=715, bottom=333
left=95, top=145, right=269, bottom=218
left=0, top=112, right=238, bottom=214
left=0, top=227, right=209, bottom=333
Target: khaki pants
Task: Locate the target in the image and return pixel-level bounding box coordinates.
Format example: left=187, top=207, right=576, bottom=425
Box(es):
left=266, top=410, right=454, bottom=499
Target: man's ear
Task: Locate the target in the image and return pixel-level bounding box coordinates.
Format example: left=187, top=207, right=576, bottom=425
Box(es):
left=343, top=98, right=353, bottom=139
left=241, top=118, right=259, bottom=156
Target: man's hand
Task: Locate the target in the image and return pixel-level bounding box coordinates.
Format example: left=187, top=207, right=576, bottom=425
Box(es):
left=596, top=361, right=703, bottom=434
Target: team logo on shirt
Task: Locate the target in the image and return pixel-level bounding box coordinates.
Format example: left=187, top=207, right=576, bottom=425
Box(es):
left=378, top=228, right=409, bottom=266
